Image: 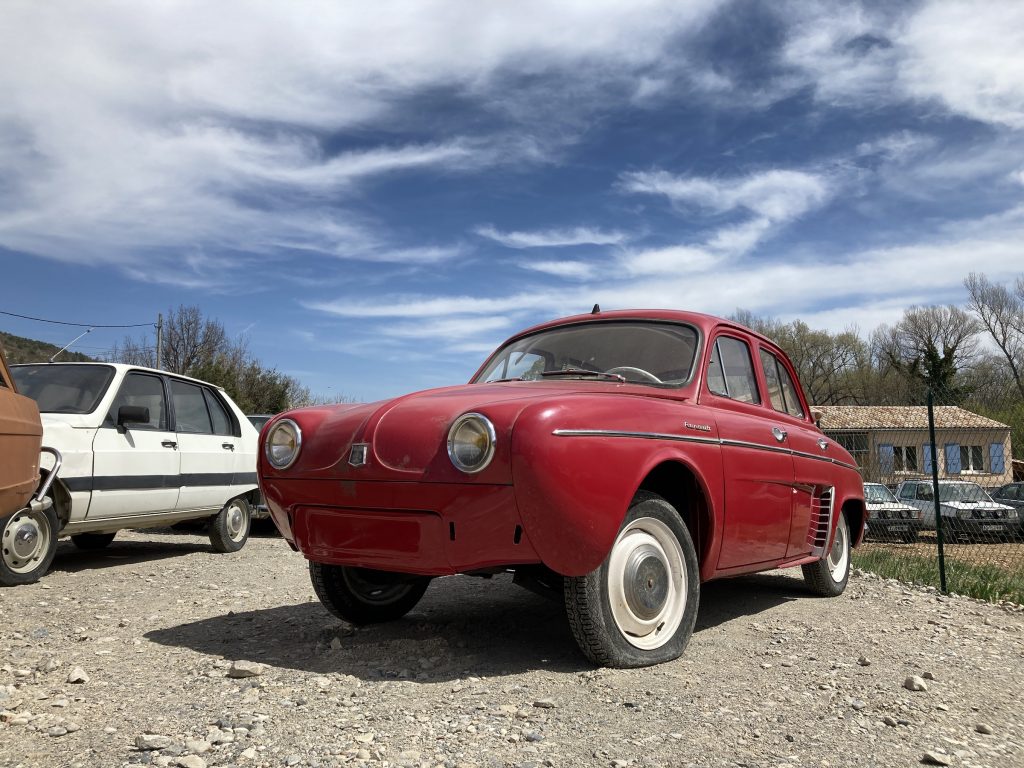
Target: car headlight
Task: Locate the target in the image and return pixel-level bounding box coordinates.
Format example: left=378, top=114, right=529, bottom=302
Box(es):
left=265, top=419, right=302, bottom=470
left=956, top=509, right=972, bottom=519
left=1007, top=510, right=1018, bottom=520
left=447, top=413, right=496, bottom=474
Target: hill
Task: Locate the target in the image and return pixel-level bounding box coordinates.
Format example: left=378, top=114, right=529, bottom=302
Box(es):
left=0, top=331, right=95, bottom=364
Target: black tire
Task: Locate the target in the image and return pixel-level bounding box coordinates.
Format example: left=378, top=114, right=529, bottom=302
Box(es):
left=803, top=509, right=851, bottom=597
left=209, top=497, right=251, bottom=553
left=71, top=531, right=117, bottom=550
left=563, top=491, right=700, bottom=668
left=310, top=562, right=431, bottom=625
left=1, top=503, right=59, bottom=587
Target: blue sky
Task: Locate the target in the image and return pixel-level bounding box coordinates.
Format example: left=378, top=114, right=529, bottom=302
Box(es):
left=2, top=0, right=1024, bottom=402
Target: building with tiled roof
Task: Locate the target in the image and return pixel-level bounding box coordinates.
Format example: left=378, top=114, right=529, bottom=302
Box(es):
left=815, top=405, right=1012, bottom=487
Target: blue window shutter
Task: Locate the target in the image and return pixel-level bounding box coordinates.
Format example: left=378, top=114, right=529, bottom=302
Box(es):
left=945, top=443, right=961, bottom=475
left=879, top=444, right=894, bottom=475
left=923, top=443, right=933, bottom=473
left=990, top=443, right=1006, bottom=474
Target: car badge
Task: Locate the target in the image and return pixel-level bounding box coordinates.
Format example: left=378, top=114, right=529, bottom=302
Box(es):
left=349, top=443, right=369, bottom=467
left=684, top=421, right=712, bottom=433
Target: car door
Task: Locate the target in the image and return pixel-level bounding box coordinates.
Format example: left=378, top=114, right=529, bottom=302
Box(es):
left=703, top=333, right=794, bottom=569
left=170, top=378, right=235, bottom=513
left=90, top=371, right=180, bottom=519
left=756, top=347, right=834, bottom=558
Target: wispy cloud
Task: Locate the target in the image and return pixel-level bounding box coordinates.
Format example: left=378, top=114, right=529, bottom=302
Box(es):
left=517, top=260, right=598, bottom=279
left=621, top=169, right=831, bottom=222
left=781, top=0, right=1024, bottom=128
left=476, top=225, right=628, bottom=249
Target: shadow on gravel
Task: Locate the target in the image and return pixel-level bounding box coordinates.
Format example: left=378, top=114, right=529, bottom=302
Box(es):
left=49, top=538, right=215, bottom=575
left=695, top=571, right=806, bottom=632
left=146, top=571, right=810, bottom=680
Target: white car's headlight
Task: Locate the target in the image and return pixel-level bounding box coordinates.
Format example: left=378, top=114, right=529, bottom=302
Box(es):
left=447, top=413, right=496, bottom=474
left=265, top=419, right=302, bottom=470
left=956, top=509, right=972, bottom=519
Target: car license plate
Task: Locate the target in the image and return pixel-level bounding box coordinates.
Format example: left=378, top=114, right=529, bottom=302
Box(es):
left=982, top=524, right=1003, bottom=531
left=888, top=524, right=908, bottom=531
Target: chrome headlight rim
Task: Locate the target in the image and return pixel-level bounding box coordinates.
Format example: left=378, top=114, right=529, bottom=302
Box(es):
left=265, top=418, right=302, bottom=470
left=447, top=412, right=496, bottom=474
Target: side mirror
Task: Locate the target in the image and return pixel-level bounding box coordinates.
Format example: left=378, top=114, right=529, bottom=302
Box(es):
left=117, top=405, right=150, bottom=432
left=810, top=407, right=824, bottom=426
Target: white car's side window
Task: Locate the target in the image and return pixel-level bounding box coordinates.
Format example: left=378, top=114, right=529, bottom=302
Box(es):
left=203, top=389, right=234, bottom=436
left=170, top=379, right=214, bottom=434
left=106, top=373, right=167, bottom=430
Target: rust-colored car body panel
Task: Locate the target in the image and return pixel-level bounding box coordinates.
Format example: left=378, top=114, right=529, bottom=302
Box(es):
left=0, top=344, right=43, bottom=520
left=260, top=309, right=865, bottom=581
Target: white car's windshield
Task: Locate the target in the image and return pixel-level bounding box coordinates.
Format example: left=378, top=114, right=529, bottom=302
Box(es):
left=938, top=483, right=991, bottom=502
left=865, top=484, right=898, bottom=503
left=11, top=364, right=116, bottom=414
left=474, top=321, right=699, bottom=387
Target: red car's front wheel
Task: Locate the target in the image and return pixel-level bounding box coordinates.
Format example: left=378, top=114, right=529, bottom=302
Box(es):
left=310, top=562, right=431, bottom=625
left=564, top=492, right=700, bottom=668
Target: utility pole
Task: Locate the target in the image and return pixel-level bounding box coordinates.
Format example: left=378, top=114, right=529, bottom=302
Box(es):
left=156, top=313, right=163, bottom=370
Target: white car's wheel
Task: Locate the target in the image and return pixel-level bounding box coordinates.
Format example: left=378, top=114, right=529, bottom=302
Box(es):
left=564, top=492, right=700, bottom=668
left=802, top=509, right=851, bottom=596
left=209, top=498, right=251, bottom=553
left=1, top=504, right=59, bottom=587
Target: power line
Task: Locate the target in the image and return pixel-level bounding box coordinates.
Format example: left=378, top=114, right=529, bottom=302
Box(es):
left=0, top=309, right=154, bottom=328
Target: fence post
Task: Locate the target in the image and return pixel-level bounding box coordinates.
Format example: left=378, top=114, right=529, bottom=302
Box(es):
left=927, top=389, right=947, bottom=593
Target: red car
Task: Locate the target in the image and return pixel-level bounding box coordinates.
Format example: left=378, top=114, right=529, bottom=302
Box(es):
left=260, top=309, right=865, bottom=667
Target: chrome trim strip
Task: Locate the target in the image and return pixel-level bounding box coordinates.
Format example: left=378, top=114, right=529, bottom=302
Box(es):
left=552, top=429, right=720, bottom=445
left=720, top=437, right=791, bottom=455
left=552, top=429, right=860, bottom=470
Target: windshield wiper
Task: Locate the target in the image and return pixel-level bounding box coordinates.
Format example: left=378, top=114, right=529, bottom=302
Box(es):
left=539, top=369, right=626, bottom=382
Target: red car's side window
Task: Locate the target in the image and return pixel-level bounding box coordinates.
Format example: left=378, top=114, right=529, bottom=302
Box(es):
left=707, top=336, right=761, bottom=404
left=758, top=348, right=804, bottom=418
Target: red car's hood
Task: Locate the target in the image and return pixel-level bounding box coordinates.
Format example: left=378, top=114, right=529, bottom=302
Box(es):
left=269, top=380, right=658, bottom=481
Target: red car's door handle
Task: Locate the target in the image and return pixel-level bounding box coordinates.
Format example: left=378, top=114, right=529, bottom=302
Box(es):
left=771, top=427, right=787, bottom=442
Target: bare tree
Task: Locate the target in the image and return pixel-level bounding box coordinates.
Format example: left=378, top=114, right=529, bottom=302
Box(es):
left=965, top=272, right=1024, bottom=399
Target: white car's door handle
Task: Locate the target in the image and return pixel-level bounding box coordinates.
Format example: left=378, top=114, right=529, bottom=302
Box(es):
left=222, top=443, right=235, bottom=451
left=161, top=440, right=177, bottom=449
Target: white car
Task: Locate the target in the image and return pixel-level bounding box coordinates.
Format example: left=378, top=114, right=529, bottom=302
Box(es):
left=8, top=362, right=260, bottom=582
left=894, top=479, right=1018, bottom=541
left=863, top=482, right=923, bottom=543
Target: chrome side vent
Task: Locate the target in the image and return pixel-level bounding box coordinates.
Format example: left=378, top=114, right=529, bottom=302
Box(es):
left=807, top=486, right=834, bottom=558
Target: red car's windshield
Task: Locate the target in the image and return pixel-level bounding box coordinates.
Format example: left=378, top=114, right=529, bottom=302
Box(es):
left=474, top=320, right=699, bottom=388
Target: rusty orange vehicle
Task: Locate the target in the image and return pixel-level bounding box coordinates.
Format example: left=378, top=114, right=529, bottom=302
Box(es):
left=0, top=342, right=61, bottom=586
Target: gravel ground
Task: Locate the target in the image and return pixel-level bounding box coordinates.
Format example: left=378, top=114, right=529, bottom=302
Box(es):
left=2, top=529, right=1023, bottom=768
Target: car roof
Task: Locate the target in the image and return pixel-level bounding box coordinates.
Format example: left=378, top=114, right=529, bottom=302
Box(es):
left=11, top=361, right=225, bottom=392
left=501, top=309, right=781, bottom=349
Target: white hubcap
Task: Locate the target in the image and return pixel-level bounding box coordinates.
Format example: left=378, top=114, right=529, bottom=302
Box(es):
left=3, top=510, right=50, bottom=574
left=225, top=501, right=248, bottom=541
left=607, top=517, right=686, bottom=650
left=827, top=516, right=849, bottom=582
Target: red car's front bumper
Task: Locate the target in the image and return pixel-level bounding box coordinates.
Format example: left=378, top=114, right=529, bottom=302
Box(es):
left=261, top=478, right=540, bottom=576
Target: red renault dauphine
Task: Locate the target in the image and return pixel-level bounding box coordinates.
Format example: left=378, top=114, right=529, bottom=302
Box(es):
left=260, top=309, right=865, bottom=667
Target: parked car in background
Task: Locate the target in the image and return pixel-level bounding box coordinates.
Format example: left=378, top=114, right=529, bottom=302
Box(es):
left=992, top=482, right=1024, bottom=512
left=895, top=479, right=1018, bottom=541
left=246, top=415, right=274, bottom=519
left=8, top=362, right=261, bottom=582
left=1, top=345, right=61, bottom=585
left=863, top=482, right=922, bottom=543
left=260, top=309, right=866, bottom=668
